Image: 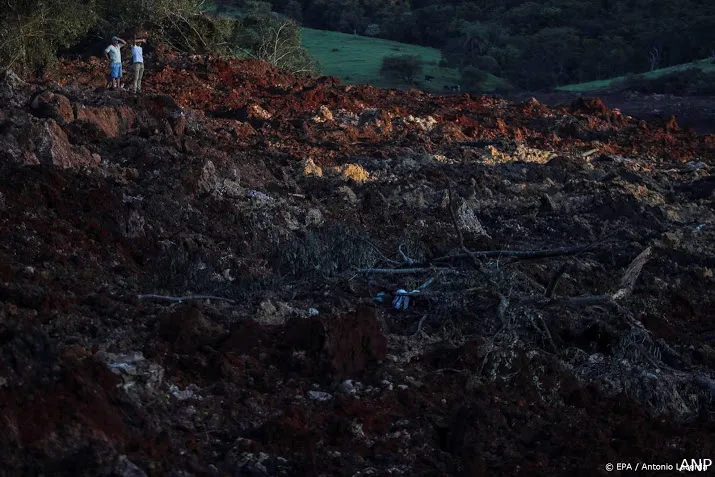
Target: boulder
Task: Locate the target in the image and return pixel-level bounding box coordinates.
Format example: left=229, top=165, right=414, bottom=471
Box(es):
left=0, top=69, right=32, bottom=107
left=31, top=91, right=74, bottom=124
left=1, top=113, right=100, bottom=168
left=30, top=120, right=99, bottom=168
left=74, top=104, right=136, bottom=137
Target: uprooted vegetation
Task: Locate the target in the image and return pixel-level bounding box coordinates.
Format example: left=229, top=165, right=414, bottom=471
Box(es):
left=1, top=48, right=715, bottom=475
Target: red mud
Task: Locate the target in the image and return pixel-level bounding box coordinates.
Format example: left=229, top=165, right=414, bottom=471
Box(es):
left=1, top=47, right=714, bottom=476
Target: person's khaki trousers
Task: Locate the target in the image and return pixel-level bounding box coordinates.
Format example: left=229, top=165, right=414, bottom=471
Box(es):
left=133, top=62, right=144, bottom=92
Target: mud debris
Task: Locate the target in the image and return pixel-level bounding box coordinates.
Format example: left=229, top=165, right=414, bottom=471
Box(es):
left=0, top=47, right=715, bottom=476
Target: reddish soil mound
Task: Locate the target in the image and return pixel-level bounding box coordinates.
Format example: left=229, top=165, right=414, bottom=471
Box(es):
left=1, top=49, right=714, bottom=476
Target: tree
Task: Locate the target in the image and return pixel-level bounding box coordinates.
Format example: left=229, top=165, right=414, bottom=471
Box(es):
left=648, top=46, right=662, bottom=71
left=0, top=0, right=100, bottom=73
left=460, top=65, right=489, bottom=93
left=227, top=8, right=318, bottom=75
left=99, top=0, right=238, bottom=55
left=379, top=54, right=423, bottom=82
left=252, top=17, right=318, bottom=74
left=364, top=24, right=380, bottom=37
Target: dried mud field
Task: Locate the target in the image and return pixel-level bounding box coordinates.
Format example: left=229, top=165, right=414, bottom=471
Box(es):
left=1, top=46, right=715, bottom=476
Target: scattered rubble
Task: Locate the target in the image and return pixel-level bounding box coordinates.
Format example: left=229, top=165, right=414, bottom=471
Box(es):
left=0, top=47, right=714, bottom=476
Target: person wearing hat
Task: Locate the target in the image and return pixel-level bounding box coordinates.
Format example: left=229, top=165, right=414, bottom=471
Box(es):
left=130, top=36, right=147, bottom=93
left=104, top=36, right=127, bottom=90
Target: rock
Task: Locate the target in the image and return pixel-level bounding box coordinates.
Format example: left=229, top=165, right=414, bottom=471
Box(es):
left=405, top=114, right=437, bottom=131
left=169, top=383, right=200, bottom=401
left=307, top=390, right=333, bottom=401
left=247, top=103, right=272, bottom=120
left=255, top=299, right=295, bottom=326
left=260, top=300, right=278, bottom=316
left=482, top=145, right=510, bottom=163
left=0, top=69, right=30, bottom=107
left=0, top=69, right=25, bottom=89
left=302, top=157, right=323, bottom=177
left=336, top=163, right=370, bottom=183
left=358, top=108, right=392, bottom=132
left=685, top=161, right=707, bottom=172
left=339, top=379, right=357, bottom=395
left=247, top=189, right=272, bottom=202
left=198, top=160, right=218, bottom=193
left=15, top=118, right=100, bottom=168
left=172, top=112, right=187, bottom=136
left=113, top=455, right=148, bottom=477
left=661, top=231, right=680, bottom=248
left=123, top=210, right=146, bottom=238
left=338, top=185, right=358, bottom=204
left=31, top=91, right=74, bottom=124
left=312, top=105, right=334, bottom=123
left=139, top=94, right=185, bottom=135
left=319, top=105, right=333, bottom=121
left=97, top=351, right=164, bottom=403
left=74, top=104, right=136, bottom=137
left=305, top=208, right=324, bottom=226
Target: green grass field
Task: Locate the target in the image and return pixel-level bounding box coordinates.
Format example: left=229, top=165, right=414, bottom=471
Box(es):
left=300, top=27, right=508, bottom=93
left=204, top=3, right=509, bottom=93
left=557, top=58, right=715, bottom=92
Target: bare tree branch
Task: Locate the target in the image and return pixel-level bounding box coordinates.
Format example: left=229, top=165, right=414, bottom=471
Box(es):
left=137, top=294, right=236, bottom=304
left=357, top=267, right=458, bottom=275
left=427, top=243, right=600, bottom=266
left=545, top=261, right=570, bottom=298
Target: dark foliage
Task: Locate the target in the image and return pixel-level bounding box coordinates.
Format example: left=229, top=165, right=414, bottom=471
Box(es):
left=246, top=0, right=715, bottom=89
left=379, top=55, right=423, bottom=82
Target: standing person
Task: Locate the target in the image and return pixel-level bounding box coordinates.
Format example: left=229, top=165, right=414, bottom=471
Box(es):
left=131, top=37, right=147, bottom=93
left=104, top=36, right=127, bottom=90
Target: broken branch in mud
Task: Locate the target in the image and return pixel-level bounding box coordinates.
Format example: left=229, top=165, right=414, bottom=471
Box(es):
left=398, top=243, right=417, bottom=265
left=413, top=314, right=428, bottom=338
left=428, top=243, right=600, bottom=266
left=447, top=184, right=466, bottom=252
left=536, top=314, right=558, bottom=353
left=613, top=247, right=652, bottom=300
left=447, top=183, right=494, bottom=285
left=545, top=261, right=570, bottom=298
left=357, top=267, right=458, bottom=275
left=546, top=247, right=652, bottom=307
left=136, top=294, right=237, bottom=304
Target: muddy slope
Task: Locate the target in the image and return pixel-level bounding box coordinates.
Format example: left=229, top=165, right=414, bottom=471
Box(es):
left=1, top=49, right=715, bottom=476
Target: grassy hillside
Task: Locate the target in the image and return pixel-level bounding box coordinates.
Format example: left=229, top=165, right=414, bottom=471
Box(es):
left=204, top=3, right=509, bottom=93
left=301, top=27, right=508, bottom=93
left=557, top=59, right=715, bottom=93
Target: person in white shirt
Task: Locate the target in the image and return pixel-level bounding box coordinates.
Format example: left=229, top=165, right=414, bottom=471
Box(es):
left=131, top=37, right=147, bottom=94
left=104, top=36, right=126, bottom=90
